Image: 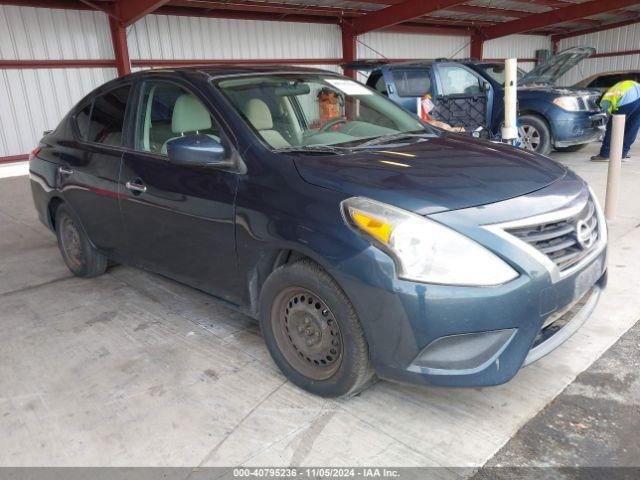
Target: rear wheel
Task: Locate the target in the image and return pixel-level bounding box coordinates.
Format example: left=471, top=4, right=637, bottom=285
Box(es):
left=55, top=204, right=108, bottom=278
left=518, top=114, right=552, bottom=156
left=259, top=259, right=374, bottom=397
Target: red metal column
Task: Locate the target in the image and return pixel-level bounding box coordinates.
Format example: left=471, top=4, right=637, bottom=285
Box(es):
left=341, top=25, right=357, bottom=79
left=109, top=17, right=131, bottom=77
left=470, top=33, right=484, bottom=60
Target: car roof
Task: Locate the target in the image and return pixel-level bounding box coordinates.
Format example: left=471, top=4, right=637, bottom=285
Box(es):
left=125, top=64, right=338, bottom=79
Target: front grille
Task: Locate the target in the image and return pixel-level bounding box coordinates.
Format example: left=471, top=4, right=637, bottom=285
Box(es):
left=506, top=198, right=599, bottom=272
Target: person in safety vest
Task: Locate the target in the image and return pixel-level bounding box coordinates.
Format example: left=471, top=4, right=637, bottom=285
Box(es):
left=591, top=80, right=640, bottom=162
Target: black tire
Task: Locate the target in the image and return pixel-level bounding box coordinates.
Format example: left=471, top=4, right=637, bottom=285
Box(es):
left=518, top=114, right=552, bottom=156
left=54, top=204, right=108, bottom=278
left=259, top=259, right=374, bottom=398
left=555, top=143, right=588, bottom=153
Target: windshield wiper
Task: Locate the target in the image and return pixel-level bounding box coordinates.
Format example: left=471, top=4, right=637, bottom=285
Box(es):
left=273, top=145, right=351, bottom=155
left=352, top=132, right=435, bottom=149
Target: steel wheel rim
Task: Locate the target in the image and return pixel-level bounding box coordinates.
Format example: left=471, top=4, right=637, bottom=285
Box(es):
left=59, top=215, right=84, bottom=270
left=519, top=124, right=541, bottom=151
left=271, top=287, right=343, bottom=381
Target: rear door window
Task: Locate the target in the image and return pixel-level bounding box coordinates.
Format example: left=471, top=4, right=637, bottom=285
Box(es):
left=76, top=86, right=131, bottom=146
left=391, top=69, right=431, bottom=97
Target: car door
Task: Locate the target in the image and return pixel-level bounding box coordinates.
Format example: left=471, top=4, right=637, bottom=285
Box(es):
left=60, top=84, right=131, bottom=255
left=432, top=63, right=490, bottom=132
left=118, top=78, right=241, bottom=302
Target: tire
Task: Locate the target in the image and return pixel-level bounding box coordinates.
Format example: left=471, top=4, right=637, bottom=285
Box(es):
left=518, top=114, right=552, bottom=156
left=54, top=204, right=108, bottom=278
left=555, top=143, right=588, bottom=153
left=259, top=259, right=374, bottom=398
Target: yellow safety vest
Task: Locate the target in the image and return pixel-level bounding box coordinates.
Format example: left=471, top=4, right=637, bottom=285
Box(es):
left=600, top=80, right=639, bottom=113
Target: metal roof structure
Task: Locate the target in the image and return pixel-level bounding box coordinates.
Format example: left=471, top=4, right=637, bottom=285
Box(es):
left=1, top=0, right=638, bottom=80
left=2, top=0, right=639, bottom=38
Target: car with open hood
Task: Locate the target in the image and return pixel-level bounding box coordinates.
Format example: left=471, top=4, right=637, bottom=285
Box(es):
left=29, top=66, right=607, bottom=397
left=350, top=46, right=607, bottom=155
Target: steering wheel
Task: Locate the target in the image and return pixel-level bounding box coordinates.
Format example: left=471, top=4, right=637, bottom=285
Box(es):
left=319, top=117, right=347, bottom=132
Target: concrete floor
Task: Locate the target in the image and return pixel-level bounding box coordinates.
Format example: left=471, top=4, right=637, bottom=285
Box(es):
left=1, top=142, right=639, bottom=469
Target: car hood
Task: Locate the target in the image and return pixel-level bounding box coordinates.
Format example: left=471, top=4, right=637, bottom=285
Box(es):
left=520, top=46, right=595, bottom=86
left=293, top=134, right=567, bottom=215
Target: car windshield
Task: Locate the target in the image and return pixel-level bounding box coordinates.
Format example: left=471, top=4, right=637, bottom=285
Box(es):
left=216, top=73, right=430, bottom=150
left=478, top=64, right=526, bottom=86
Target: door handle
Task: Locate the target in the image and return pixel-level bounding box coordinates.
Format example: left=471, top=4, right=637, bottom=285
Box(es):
left=58, top=165, right=73, bottom=176
left=125, top=179, right=147, bottom=194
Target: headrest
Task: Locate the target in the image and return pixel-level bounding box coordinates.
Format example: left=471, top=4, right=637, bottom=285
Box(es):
left=244, top=98, right=273, bottom=130
left=172, top=94, right=212, bottom=134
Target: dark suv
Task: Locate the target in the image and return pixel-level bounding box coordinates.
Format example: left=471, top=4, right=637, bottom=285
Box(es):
left=353, top=47, right=606, bottom=155
left=30, top=66, right=606, bottom=398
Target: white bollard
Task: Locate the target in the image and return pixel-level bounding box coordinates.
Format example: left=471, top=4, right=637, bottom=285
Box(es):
left=605, top=114, right=625, bottom=220
left=502, top=58, right=518, bottom=142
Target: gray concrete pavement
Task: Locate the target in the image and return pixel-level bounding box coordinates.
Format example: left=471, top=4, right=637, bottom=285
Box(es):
left=0, top=142, right=639, bottom=468
left=478, top=317, right=640, bottom=474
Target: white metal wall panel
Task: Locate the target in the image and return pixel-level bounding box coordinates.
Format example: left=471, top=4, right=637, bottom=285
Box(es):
left=0, top=5, right=116, bottom=157
left=357, top=31, right=471, bottom=60
left=127, top=15, right=342, bottom=61
left=0, top=5, right=113, bottom=60
left=0, top=68, right=117, bottom=156
left=558, top=24, right=640, bottom=86
left=484, top=35, right=551, bottom=60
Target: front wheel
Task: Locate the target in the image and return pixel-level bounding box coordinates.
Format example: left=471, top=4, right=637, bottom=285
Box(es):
left=259, top=259, right=374, bottom=398
left=518, top=114, right=552, bottom=156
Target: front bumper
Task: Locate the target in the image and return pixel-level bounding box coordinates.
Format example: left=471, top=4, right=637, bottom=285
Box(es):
left=333, top=178, right=607, bottom=388
left=552, top=110, right=606, bottom=147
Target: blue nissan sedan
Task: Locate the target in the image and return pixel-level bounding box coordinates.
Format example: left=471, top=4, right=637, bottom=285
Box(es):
left=29, top=66, right=607, bottom=397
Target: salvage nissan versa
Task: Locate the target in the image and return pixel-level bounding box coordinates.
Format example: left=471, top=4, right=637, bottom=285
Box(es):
left=29, top=66, right=607, bottom=397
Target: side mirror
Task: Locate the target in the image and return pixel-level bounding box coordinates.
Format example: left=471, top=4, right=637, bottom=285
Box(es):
left=482, top=81, right=491, bottom=92
left=166, top=134, right=233, bottom=168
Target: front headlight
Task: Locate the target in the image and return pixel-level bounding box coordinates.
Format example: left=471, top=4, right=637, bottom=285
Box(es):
left=553, top=96, right=581, bottom=111
left=342, top=197, right=518, bottom=286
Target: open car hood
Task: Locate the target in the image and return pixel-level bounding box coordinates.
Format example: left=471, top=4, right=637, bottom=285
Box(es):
left=520, top=46, right=595, bottom=86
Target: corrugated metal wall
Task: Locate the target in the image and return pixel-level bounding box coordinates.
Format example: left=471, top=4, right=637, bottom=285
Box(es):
left=558, top=23, right=640, bottom=86
left=0, top=5, right=117, bottom=157
left=128, top=15, right=342, bottom=63
left=357, top=31, right=470, bottom=60
left=484, top=34, right=551, bottom=72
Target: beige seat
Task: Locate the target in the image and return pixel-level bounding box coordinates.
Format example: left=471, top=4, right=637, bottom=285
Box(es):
left=243, top=98, right=290, bottom=149
left=161, top=93, right=219, bottom=154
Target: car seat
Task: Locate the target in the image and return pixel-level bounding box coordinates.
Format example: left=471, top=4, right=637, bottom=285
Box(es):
left=243, top=98, right=291, bottom=149
left=161, top=93, right=219, bottom=155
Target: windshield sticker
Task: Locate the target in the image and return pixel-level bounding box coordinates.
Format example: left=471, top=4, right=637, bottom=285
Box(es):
left=324, top=79, right=373, bottom=96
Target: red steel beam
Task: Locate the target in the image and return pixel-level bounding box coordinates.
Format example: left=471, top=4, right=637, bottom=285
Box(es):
left=349, top=0, right=468, bottom=35
left=109, top=16, right=131, bottom=76
left=167, top=0, right=362, bottom=18
left=470, top=32, right=484, bottom=60
left=0, top=59, right=116, bottom=68
left=0, top=154, right=30, bottom=164
left=482, top=0, right=640, bottom=39
left=341, top=24, right=357, bottom=79
left=552, top=16, right=640, bottom=40
left=115, top=0, right=170, bottom=26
